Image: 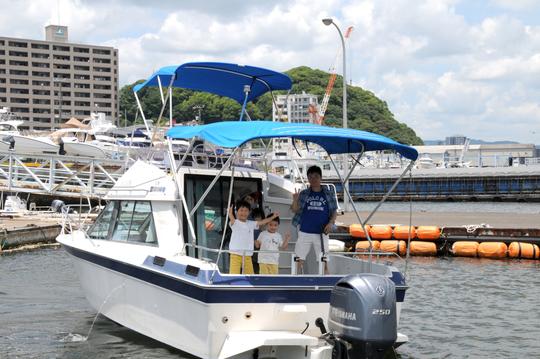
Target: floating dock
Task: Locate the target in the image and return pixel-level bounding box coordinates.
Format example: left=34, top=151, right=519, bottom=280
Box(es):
left=0, top=212, right=95, bottom=253
left=329, top=166, right=540, bottom=201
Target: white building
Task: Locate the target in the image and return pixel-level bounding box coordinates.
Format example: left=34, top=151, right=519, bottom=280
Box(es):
left=272, top=92, right=318, bottom=123
left=414, top=143, right=536, bottom=167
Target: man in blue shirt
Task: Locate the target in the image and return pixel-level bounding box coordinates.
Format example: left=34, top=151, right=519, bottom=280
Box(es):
left=291, top=165, right=338, bottom=274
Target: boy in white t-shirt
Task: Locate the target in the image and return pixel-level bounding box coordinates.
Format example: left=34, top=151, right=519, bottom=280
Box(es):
left=255, top=215, right=290, bottom=275
left=228, top=200, right=279, bottom=275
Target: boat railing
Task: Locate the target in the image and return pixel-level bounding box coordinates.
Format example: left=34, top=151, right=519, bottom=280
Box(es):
left=59, top=201, right=99, bottom=234
left=183, top=242, right=404, bottom=276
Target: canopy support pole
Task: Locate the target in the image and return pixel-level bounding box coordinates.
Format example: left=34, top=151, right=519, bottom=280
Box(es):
left=211, top=156, right=237, bottom=282
left=157, top=75, right=165, bottom=105
left=327, top=150, right=374, bottom=267
left=148, top=77, right=175, bottom=152
left=167, top=139, right=197, bottom=245
left=169, top=86, right=173, bottom=128
left=364, top=161, right=415, bottom=224
left=134, top=91, right=151, bottom=134
left=189, top=147, right=240, bottom=218
left=176, top=138, right=196, bottom=170
left=238, top=85, right=250, bottom=121
left=343, top=143, right=365, bottom=184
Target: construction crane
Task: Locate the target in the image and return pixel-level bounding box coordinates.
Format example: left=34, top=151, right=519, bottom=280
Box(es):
left=309, top=26, right=354, bottom=125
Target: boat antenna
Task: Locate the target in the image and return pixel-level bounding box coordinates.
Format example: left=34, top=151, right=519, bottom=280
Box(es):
left=404, top=168, right=414, bottom=279
left=239, top=84, right=251, bottom=121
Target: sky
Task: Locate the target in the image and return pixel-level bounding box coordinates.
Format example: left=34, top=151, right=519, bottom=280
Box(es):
left=0, top=0, right=539, bottom=143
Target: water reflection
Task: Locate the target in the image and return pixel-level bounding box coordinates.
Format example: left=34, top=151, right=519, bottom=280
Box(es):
left=1, top=249, right=539, bottom=358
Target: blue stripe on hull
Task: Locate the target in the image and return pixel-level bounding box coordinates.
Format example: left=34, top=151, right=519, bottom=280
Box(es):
left=63, top=244, right=406, bottom=303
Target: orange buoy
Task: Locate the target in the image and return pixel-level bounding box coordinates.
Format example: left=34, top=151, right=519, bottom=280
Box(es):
left=416, top=226, right=441, bottom=241
left=393, top=226, right=417, bottom=240
left=478, top=242, right=507, bottom=259
left=369, top=225, right=393, bottom=240
left=452, top=241, right=479, bottom=257
left=355, top=240, right=381, bottom=252
left=349, top=224, right=371, bottom=238
left=380, top=240, right=407, bottom=255
left=508, top=242, right=540, bottom=259
left=409, top=241, right=437, bottom=256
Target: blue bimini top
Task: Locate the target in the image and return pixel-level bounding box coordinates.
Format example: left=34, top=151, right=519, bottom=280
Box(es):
left=133, top=62, right=292, bottom=104
left=166, top=121, right=418, bottom=160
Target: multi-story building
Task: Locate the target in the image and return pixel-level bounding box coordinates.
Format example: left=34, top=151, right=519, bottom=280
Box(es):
left=272, top=92, right=318, bottom=123
left=445, top=135, right=467, bottom=146
left=0, top=25, right=118, bottom=130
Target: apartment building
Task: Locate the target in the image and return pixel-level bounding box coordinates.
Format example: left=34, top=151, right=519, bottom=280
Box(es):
left=272, top=92, right=319, bottom=123
left=0, top=25, right=118, bottom=130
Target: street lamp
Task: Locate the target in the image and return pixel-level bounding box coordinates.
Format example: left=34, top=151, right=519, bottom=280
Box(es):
left=323, top=17, right=349, bottom=211
left=193, top=105, right=204, bottom=123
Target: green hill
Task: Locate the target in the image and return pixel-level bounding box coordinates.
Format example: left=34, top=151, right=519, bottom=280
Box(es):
left=119, top=66, right=423, bottom=145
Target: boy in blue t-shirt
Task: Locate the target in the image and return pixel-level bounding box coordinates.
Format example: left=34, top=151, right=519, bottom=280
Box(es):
left=291, top=165, right=338, bottom=274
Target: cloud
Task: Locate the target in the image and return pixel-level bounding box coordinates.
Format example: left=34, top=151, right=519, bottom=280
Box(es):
left=491, top=0, right=539, bottom=11
left=0, top=0, right=539, bottom=142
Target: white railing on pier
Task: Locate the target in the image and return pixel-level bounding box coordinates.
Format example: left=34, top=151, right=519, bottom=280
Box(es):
left=0, top=151, right=132, bottom=199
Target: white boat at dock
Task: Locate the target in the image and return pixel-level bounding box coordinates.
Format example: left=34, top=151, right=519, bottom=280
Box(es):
left=57, top=62, right=419, bottom=359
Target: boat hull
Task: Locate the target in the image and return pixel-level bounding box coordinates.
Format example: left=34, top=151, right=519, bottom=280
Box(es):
left=62, top=243, right=405, bottom=359
left=63, top=142, right=108, bottom=158
left=8, top=135, right=59, bottom=155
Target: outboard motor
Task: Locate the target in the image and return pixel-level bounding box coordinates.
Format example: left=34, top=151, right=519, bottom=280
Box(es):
left=51, top=199, right=68, bottom=213
left=3, top=136, right=15, bottom=150
left=58, top=138, right=66, bottom=155
left=327, top=273, right=397, bottom=359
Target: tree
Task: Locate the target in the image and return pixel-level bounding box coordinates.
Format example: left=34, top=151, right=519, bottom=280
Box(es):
left=118, top=66, right=423, bottom=145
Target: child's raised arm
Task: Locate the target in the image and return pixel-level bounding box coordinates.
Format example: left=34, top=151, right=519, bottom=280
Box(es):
left=280, top=232, right=291, bottom=249
left=228, top=205, right=236, bottom=225
left=255, top=232, right=263, bottom=249
left=256, top=211, right=279, bottom=227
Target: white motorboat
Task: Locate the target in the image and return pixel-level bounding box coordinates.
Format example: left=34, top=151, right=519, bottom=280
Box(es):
left=416, top=153, right=436, bottom=169
left=0, top=134, right=60, bottom=155
left=57, top=63, right=419, bottom=359
left=51, top=128, right=124, bottom=159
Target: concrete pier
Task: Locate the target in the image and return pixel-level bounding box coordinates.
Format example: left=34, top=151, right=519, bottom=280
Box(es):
left=337, top=210, right=539, bottom=228
left=0, top=215, right=62, bottom=252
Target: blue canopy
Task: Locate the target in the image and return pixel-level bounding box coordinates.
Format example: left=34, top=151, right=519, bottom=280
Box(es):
left=166, top=121, right=418, bottom=160
left=133, top=62, right=292, bottom=104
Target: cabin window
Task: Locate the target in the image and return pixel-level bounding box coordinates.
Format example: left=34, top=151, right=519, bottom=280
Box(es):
left=184, top=174, right=262, bottom=269
left=88, top=201, right=115, bottom=239
left=87, top=200, right=157, bottom=245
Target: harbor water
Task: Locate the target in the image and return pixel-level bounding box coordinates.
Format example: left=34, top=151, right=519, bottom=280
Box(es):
left=1, top=247, right=539, bottom=358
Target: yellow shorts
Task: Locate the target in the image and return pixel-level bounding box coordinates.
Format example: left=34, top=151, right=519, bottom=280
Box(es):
left=229, top=254, right=254, bottom=274
left=259, top=263, right=279, bottom=275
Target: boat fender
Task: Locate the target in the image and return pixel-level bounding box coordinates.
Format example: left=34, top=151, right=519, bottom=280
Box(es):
left=380, top=240, right=407, bottom=255
left=349, top=224, right=371, bottom=238
left=416, top=226, right=441, bottom=241
left=451, top=241, right=479, bottom=257
left=409, top=241, right=437, bottom=256
left=393, top=226, right=416, bottom=240
left=369, top=225, right=393, bottom=240
left=355, top=240, right=381, bottom=252
left=508, top=242, right=540, bottom=259
left=478, top=242, right=507, bottom=259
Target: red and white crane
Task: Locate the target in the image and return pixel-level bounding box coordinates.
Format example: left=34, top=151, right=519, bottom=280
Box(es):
left=309, top=26, right=354, bottom=125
